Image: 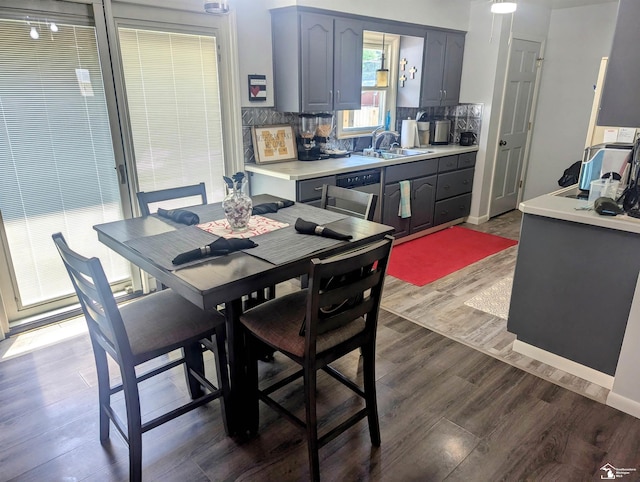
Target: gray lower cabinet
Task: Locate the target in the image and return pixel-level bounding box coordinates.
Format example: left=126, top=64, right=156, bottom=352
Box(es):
left=297, top=175, right=337, bottom=206
left=383, top=151, right=475, bottom=238
left=271, top=9, right=363, bottom=112
left=421, top=30, right=465, bottom=107
left=383, top=175, right=437, bottom=238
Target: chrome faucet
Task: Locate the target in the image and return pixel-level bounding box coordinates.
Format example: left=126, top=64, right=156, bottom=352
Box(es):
left=371, top=126, right=400, bottom=150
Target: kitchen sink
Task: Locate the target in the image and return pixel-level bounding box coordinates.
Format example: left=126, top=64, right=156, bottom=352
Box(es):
left=361, top=148, right=434, bottom=159
left=379, top=152, right=405, bottom=159
left=386, top=148, right=434, bottom=156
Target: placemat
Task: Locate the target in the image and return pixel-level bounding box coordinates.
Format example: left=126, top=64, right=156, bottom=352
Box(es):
left=124, top=226, right=222, bottom=271
left=197, top=215, right=288, bottom=239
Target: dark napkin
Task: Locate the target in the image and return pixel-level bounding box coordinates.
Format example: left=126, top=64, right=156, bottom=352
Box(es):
left=294, top=217, right=352, bottom=241
left=157, top=208, right=200, bottom=226
left=251, top=199, right=294, bottom=215
left=172, top=237, right=257, bottom=265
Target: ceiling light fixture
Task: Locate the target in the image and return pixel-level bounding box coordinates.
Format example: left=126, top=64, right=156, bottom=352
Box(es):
left=49, top=22, right=58, bottom=32
left=375, top=34, right=389, bottom=88
left=204, top=1, right=230, bottom=14
left=29, top=25, right=39, bottom=39
left=491, top=0, right=517, bottom=14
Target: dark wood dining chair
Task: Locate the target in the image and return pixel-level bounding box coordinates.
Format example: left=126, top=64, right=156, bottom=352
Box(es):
left=136, top=182, right=207, bottom=216
left=239, top=235, right=393, bottom=481
left=301, top=184, right=380, bottom=289
left=52, top=232, right=230, bottom=482
left=320, top=184, right=377, bottom=221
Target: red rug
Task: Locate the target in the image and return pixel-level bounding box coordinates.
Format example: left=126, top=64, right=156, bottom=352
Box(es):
left=387, top=226, right=518, bottom=286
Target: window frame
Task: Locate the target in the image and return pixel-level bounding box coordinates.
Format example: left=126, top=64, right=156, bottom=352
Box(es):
left=336, top=33, right=399, bottom=139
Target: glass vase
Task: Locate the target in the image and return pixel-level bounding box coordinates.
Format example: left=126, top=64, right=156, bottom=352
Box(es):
left=222, top=181, right=252, bottom=232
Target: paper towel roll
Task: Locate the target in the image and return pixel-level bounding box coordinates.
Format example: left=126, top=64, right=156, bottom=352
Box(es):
left=401, top=119, right=419, bottom=148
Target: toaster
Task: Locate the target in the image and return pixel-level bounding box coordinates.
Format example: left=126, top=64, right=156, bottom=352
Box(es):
left=430, top=120, right=450, bottom=145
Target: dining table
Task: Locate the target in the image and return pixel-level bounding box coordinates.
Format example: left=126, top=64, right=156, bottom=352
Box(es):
left=93, top=193, right=394, bottom=434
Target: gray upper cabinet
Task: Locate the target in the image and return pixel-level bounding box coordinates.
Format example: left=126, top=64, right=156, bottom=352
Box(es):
left=597, top=0, right=640, bottom=127
left=333, top=18, right=364, bottom=110
left=421, top=30, right=465, bottom=107
left=272, top=9, right=363, bottom=112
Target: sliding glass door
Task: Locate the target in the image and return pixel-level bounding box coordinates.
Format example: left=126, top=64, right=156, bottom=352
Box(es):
left=118, top=27, right=227, bottom=204
left=0, top=0, right=239, bottom=332
left=0, top=16, right=131, bottom=323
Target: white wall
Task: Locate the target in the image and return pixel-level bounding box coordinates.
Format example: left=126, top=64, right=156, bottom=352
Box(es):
left=523, top=2, right=617, bottom=200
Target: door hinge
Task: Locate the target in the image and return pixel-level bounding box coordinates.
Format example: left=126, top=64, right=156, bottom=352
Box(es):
left=536, top=57, right=544, bottom=68
left=519, top=180, right=523, bottom=188
left=528, top=121, right=532, bottom=131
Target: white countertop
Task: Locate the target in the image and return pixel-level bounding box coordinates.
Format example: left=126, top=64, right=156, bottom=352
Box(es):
left=245, top=145, right=478, bottom=181
left=519, top=185, right=640, bottom=234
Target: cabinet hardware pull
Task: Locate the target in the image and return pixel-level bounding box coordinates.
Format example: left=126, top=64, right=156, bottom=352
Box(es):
left=444, top=184, right=450, bottom=189
left=329, top=90, right=333, bottom=104
left=443, top=89, right=447, bottom=99
left=313, top=186, right=323, bottom=191
left=336, top=90, right=340, bottom=103
left=439, top=89, right=443, bottom=100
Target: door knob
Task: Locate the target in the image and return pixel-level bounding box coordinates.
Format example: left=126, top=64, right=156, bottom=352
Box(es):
left=499, top=140, right=507, bottom=146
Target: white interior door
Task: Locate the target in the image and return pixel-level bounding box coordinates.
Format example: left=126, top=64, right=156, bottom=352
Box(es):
left=490, top=38, right=542, bottom=217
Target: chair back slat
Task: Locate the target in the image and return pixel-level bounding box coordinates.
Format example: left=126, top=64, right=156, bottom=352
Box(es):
left=136, top=182, right=207, bottom=216
left=305, top=236, right=392, bottom=346
left=52, top=233, right=132, bottom=362
left=320, top=185, right=377, bottom=221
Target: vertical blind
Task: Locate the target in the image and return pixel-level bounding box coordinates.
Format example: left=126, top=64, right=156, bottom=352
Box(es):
left=118, top=28, right=227, bottom=206
left=0, top=19, right=128, bottom=308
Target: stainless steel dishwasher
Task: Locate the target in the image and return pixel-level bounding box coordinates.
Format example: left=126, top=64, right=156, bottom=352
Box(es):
left=334, top=169, right=382, bottom=222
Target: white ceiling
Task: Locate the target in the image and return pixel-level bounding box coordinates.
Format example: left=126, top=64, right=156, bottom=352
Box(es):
left=551, top=0, right=617, bottom=9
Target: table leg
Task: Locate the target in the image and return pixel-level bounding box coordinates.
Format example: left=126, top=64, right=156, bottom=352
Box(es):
left=225, top=298, right=246, bottom=436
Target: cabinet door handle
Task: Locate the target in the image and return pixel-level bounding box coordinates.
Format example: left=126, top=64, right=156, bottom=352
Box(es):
left=336, top=90, right=341, bottom=103
left=313, top=186, right=323, bottom=191
left=443, top=184, right=451, bottom=190
left=439, top=89, right=443, bottom=100
left=443, top=89, right=447, bottom=99
left=329, top=90, right=333, bottom=105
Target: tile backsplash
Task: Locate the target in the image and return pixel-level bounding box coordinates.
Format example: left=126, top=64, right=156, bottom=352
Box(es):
left=241, top=104, right=483, bottom=163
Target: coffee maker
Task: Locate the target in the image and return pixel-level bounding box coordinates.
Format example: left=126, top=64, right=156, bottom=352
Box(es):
left=296, top=114, right=323, bottom=161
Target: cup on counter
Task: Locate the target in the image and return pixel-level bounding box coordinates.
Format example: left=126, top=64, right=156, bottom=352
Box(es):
left=588, top=179, right=620, bottom=205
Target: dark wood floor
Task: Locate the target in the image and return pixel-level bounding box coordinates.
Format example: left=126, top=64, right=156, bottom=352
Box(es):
left=1, top=304, right=640, bottom=481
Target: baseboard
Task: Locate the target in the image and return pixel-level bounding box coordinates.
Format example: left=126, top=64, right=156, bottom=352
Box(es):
left=512, top=339, right=614, bottom=389
left=607, top=391, right=640, bottom=418
left=465, top=214, right=490, bottom=225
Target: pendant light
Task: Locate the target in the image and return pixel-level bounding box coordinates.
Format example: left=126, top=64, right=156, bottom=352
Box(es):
left=491, top=0, right=517, bottom=14
left=375, top=34, right=389, bottom=88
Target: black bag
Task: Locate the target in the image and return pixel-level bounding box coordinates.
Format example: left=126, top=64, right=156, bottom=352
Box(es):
left=558, top=160, right=582, bottom=187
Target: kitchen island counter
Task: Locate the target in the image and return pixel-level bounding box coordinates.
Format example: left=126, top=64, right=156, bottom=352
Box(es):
left=508, top=186, right=640, bottom=409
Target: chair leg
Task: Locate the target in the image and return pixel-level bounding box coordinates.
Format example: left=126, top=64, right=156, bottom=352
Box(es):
left=91, top=340, right=111, bottom=442
left=213, top=329, right=232, bottom=436
left=362, top=342, right=381, bottom=446
left=121, top=365, right=143, bottom=482
left=304, top=365, right=320, bottom=482
left=183, top=342, right=205, bottom=399
left=245, top=335, right=260, bottom=436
